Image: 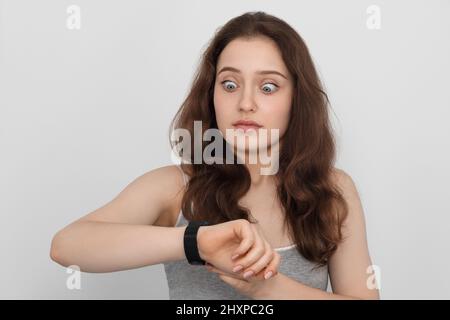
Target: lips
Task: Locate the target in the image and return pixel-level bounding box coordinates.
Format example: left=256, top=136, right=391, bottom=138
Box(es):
left=232, top=120, right=262, bottom=132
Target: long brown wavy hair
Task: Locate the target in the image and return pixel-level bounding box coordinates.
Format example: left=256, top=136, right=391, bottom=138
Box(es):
left=168, top=11, right=348, bottom=268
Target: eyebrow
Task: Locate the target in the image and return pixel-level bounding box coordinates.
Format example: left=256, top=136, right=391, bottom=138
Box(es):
left=217, top=66, right=288, bottom=80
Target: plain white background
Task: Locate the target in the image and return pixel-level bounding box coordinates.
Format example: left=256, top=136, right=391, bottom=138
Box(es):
left=1, top=0, right=449, bottom=299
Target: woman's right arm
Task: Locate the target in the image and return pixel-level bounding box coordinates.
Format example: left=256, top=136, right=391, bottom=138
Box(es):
left=49, top=165, right=188, bottom=273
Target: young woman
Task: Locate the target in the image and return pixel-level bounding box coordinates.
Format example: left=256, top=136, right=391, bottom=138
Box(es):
left=50, top=11, right=379, bottom=300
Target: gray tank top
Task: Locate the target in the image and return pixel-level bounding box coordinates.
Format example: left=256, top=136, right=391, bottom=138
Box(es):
left=163, top=166, right=329, bottom=299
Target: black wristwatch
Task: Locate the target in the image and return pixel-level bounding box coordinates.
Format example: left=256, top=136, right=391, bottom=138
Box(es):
left=183, top=220, right=209, bottom=265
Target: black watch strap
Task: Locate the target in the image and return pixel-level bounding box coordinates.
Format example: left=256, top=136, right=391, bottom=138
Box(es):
left=184, top=220, right=209, bottom=265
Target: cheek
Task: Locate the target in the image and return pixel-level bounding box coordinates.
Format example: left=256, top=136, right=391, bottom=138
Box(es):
left=279, top=104, right=291, bottom=133
left=263, top=96, right=291, bottom=131
left=277, top=90, right=293, bottom=131
left=213, top=89, right=230, bottom=130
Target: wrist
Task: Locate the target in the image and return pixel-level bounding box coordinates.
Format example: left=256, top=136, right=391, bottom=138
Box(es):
left=196, top=225, right=208, bottom=261
left=179, top=226, right=188, bottom=260
left=183, top=221, right=209, bottom=265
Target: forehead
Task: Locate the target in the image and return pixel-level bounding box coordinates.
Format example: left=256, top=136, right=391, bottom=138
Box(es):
left=216, top=37, right=289, bottom=75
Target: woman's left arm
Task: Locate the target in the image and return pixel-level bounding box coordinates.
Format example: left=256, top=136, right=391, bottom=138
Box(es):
left=255, top=170, right=380, bottom=300
left=211, top=170, right=381, bottom=300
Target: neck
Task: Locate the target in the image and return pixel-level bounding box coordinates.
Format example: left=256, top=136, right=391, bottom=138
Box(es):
left=244, top=162, right=277, bottom=187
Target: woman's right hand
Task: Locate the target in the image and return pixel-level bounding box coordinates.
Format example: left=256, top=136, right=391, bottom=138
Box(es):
left=196, top=219, right=280, bottom=280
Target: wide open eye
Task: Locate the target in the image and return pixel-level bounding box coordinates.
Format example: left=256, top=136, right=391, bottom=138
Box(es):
left=261, top=83, right=278, bottom=94
left=221, top=80, right=237, bottom=91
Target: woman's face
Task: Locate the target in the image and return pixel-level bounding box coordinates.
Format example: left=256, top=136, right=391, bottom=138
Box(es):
left=213, top=36, right=293, bottom=155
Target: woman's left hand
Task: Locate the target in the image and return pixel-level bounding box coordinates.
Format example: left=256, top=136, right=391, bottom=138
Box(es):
left=205, top=221, right=282, bottom=298
left=205, top=220, right=282, bottom=299
left=205, top=262, right=279, bottom=299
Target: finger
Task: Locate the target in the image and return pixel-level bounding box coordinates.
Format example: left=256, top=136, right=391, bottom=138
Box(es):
left=206, top=264, right=246, bottom=280
left=245, top=250, right=280, bottom=281
left=232, top=236, right=266, bottom=274
left=250, top=222, right=266, bottom=239
left=231, top=220, right=255, bottom=259
left=250, top=221, right=262, bottom=234
left=262, top=250, right=281, bottom=279
left=241, top=241, right=274, bottom=278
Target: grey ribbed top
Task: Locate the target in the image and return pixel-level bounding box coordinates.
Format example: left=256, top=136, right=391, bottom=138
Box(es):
left=162, top=166, right=329, bottom=300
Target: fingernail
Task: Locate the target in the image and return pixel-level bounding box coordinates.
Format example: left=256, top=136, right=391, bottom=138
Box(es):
left=232, top=265, right=243, bottom=273
left=264, top=271, right=273, bottom=280
left=231, top=254, right=239, bottom=260
left=243, top=270, right=254, bottom=279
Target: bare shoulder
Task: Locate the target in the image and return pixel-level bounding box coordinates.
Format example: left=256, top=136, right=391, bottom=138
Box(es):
left=331, top=167, right=353, bottom=187
left=330, top=167, right=363, bottom=222
left=331, top=167, right=359, bottom=197
left=75, top=164, right=187, bottom=227
left=328, top=168, right=379, bottom=299
left=123, top=164, right=189, bottom=227
left=146, top=164, right=188, bottom=227
left=142, top=164, right=186, bottom=188
left=121, top=164, right=186, bottom=205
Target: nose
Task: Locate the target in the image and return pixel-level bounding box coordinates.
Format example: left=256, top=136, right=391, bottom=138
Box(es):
left=238, top=87, right=257, bottom=113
